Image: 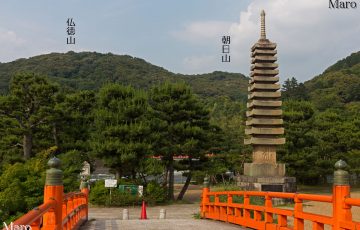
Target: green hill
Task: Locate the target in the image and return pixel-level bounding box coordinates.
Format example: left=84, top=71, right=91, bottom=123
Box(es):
left=323, top=51, right=360, bottom=73
left=0, top=51, right=249, bottom=100
left=304, top=51, right=360, bottom=109
left=2, top=50, right=359, bottom=104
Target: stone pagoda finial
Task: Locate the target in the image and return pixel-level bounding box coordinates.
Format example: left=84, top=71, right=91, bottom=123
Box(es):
left=260, top=10, right=266, bottom=40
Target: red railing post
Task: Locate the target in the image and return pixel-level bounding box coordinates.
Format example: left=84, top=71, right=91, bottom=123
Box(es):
left=74, top=194, right=78, bottom=223
left=333, top=160, right=352, bottom=229
left=294, top=194, right=304, bottom=230
left=42, top=157, right=63, bottom=230
left=243, top=193, right=250, bottom=220
left=227, top=192, right=233, bottom=222
left=62, top=200, right=67, bottom=230
left=264, top=193, right=273, bottom=224
left=67, top=195, right=74, bottom=229
left=215, top=194, right=220, bottom=219
left=201, top=177, right=210, bottom=218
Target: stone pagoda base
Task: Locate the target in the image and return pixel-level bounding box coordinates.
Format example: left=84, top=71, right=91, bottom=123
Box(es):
left=236, top=175, right=296, bottom=193
left=244, top=162, right=285, bottom=177
left=236, top=175, right=296, bottom=205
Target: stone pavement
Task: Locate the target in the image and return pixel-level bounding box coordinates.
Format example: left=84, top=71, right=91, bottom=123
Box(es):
left=81, top=219, right=244, bottom=230
left=80, top=204, right=247, bottom=230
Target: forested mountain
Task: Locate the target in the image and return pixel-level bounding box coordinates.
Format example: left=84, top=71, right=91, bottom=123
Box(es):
left=304, top=51, right=360, bottom=110
left=0, top=51, right=249, bottom=100
left=1, top=51, right=359, bottom=103
left=323, top=51, right=360, bottom=73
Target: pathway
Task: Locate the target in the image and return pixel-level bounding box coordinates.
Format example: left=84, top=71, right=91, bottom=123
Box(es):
left=80, top=204, right=247, bottom=230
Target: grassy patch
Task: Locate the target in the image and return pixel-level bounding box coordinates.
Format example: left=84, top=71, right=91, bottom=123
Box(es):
left=192, top=212, right=201, bottom=219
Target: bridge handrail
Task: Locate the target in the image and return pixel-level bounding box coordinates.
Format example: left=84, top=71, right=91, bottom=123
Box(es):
left=4, top=200, right=56, bottom=230
left=200, top=160, right=360, bottom=229
left=61, top=191, right=89, bottom=230
left=2, top=157, right=89, bottom=230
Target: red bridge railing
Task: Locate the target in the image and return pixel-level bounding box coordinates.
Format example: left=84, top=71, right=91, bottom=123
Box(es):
left=200, top=160, right=360, bottom=230
left=2, top=157, right=89, bottom=230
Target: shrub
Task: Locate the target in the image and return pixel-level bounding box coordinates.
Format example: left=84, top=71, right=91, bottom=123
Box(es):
left=109, top=191, right=141, bottom=206
left=89, top=180, right=141, bottom=206
left=144, top=181, right=166, bottom=205
left=89, top=181, right=108, bottom=205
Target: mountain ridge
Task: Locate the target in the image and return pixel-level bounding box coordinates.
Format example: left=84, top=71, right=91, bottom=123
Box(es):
left=1, top=50, right=359, bottom=104
left=0, top=51, right=249, bottom=100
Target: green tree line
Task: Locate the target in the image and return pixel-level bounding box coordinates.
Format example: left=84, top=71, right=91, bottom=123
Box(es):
left=0, top=50, right=359, bottom=222
left=0, top=73, right=231, bottom=222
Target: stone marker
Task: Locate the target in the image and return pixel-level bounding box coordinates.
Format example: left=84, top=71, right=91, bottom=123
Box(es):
left=80, top=161, right=91, bottom=177
left=123, top=209, right=129, bottom=220
left=237, top=10, right=296, bottom=193
left=159, top=209, right=166, bottom=219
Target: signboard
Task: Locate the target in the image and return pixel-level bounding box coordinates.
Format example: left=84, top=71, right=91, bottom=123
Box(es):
left=138, top=185, right=143, bottom=197
left=105, top=179, right=117, bottom=188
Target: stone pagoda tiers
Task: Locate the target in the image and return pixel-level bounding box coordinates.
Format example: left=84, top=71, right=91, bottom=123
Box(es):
left=237, top=10, right=296, bottom=193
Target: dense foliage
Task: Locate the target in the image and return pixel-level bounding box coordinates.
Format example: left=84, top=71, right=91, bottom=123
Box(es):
left=280, top=52, right=360, bottom=183
left=149, top=82, right=217, bottom=200
left=0, top=50, right=359, bottom=222
left=92, top=84, right=151, bottom=179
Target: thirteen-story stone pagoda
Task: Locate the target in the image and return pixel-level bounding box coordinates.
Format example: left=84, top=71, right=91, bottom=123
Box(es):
left=238, top=10, right=296, bottom=193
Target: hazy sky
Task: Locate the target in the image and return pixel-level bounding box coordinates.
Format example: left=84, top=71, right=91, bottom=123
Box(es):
left=0, top=0, right=359, bottom=82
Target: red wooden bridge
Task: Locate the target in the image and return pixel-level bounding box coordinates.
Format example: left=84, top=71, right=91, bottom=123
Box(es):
left=5, top=158, right=360, bottom=230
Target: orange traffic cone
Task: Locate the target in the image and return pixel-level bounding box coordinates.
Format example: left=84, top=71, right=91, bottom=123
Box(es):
left=140, top=200, right=147, bottom=220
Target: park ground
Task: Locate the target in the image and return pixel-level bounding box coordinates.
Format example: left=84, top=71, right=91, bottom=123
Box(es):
left=81, top=184, right=360, bottom=230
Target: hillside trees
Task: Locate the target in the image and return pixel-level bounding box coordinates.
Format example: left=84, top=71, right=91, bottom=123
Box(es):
left=279, top=100, right=317, bottom=183
left=0, top=52, right=249, bottom=100
left=282, top=77, right=309, bottom=100
left=208, top=96, right=249, bottom=176
left=280, top=99, right=360, bottom=184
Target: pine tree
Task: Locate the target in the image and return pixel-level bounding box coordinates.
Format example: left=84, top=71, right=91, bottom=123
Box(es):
left=149, top=82, right=215, bottom=200
left=0, top=73, right=58, bottom=159
left=92, top=84, right=151, bottom=179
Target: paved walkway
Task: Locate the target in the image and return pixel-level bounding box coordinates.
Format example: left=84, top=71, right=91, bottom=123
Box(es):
left=80, top=204, right=246, bottom=230
left=81, top=219, right=244, bottom=230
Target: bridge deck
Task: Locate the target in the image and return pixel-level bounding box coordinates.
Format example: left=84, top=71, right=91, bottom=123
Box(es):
left=80, top=219, right=245, bottom=230
left=80, top=205, right=247, bottom=230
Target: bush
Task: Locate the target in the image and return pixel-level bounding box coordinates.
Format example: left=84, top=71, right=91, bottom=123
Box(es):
left=144, top=181, right=166, bottom=205
left=89, top=181, right=108, bottom=205
left=109, top=191, right=141, bottom=206
left=89, top=180, right=168, bottom=206
left=0, top=149, right=50, bottom=223
left=89, top=180, right=141, bottom=206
